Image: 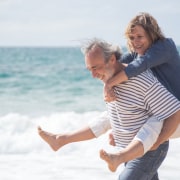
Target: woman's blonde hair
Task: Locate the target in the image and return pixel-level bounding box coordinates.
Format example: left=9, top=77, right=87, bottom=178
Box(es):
left=125, top=12, right=165, bottom=51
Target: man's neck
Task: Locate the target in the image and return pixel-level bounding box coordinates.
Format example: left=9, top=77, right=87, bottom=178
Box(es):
left=114, top=62, right=125, bottom=76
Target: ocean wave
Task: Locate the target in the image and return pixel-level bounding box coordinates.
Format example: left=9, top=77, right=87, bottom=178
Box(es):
left=0, top=111, right=108, bottom=154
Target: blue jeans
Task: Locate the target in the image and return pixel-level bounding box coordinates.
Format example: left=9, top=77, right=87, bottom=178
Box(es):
left=118, top=141, right=169, bottom=180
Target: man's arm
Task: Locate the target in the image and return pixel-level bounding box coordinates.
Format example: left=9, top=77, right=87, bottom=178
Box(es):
left=106, top=39, right=172, bottom=88
left=133, top=116, right=163, bottom=154
left=134, top=110, right=180, bottom=153
left=151, top=110, right=180, bottom=150
left=100, top=111, right=180, bottom=172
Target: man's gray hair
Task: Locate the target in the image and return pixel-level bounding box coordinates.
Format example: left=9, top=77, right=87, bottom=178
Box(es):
left=81, top=38, right=122, bottom=63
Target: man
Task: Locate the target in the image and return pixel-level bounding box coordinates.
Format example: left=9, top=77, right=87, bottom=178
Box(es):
left=38, top=39, right=180, bottom=180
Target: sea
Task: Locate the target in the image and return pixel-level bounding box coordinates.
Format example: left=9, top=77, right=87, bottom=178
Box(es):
left=0, top=46, right=180, bottom=180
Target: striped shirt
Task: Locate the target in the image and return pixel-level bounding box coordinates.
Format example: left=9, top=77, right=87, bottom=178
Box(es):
left=105, top=69, right=180, bottom=148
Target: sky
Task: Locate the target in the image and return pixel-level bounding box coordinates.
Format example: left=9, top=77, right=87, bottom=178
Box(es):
left=0, top=0, right=180, bottom=47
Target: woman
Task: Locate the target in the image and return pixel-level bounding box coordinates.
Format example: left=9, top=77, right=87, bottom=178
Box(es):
left=104, top=12, right=180, bottom=102
left=100, top=12, right=180, bottom=179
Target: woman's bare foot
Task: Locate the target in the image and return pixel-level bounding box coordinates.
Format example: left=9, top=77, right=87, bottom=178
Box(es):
left=38, top=126, right=66, bottom=151
left=99, top=149, right=123, bottom=172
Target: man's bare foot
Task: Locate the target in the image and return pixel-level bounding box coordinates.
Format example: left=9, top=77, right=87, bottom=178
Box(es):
left=99, top=149, right=122, bottom=172
left=38, top=126, right=66, bottom=151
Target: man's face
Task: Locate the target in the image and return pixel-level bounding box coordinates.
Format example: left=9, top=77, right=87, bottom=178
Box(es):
left=85, top=49, right=115, bottom=83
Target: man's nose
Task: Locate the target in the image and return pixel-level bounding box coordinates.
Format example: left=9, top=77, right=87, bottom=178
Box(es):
left=91, top=70, right=97, bottom=78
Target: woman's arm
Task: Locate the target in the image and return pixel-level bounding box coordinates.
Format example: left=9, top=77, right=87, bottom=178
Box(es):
left=107, top=38, right=173, bottom=87
left=124, top=38, right=173, bottom=78
left=104, top=39, right=174, bottom=102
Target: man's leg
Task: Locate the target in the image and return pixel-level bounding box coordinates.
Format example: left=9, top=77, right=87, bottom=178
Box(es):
left=151, top=172, right=159, bottom=180
left=118, top=141, right=169, bottom=180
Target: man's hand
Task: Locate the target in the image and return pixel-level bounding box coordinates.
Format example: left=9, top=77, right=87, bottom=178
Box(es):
left=109, top=132, right=116, bottom=146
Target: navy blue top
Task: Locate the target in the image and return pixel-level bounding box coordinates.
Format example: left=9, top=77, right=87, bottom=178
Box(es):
left=121, top=38, right=180, bottom=100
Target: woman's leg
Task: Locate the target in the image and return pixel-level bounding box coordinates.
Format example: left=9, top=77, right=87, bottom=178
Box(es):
left=118, top=141, right=169, bottom=180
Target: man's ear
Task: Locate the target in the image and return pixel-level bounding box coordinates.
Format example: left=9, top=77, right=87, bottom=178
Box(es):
left=110, top=54, right=116, bottom=64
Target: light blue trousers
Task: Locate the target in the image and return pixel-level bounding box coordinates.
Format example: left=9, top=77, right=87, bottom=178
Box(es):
left=118, top=141, right=169, bottom=180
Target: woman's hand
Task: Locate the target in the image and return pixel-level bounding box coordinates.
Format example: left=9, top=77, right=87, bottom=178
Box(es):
left=103, top=83, right=116, bottom=102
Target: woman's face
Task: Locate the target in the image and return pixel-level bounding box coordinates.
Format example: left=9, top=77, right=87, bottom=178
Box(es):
left=128, top=25, right=152, bottom=55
